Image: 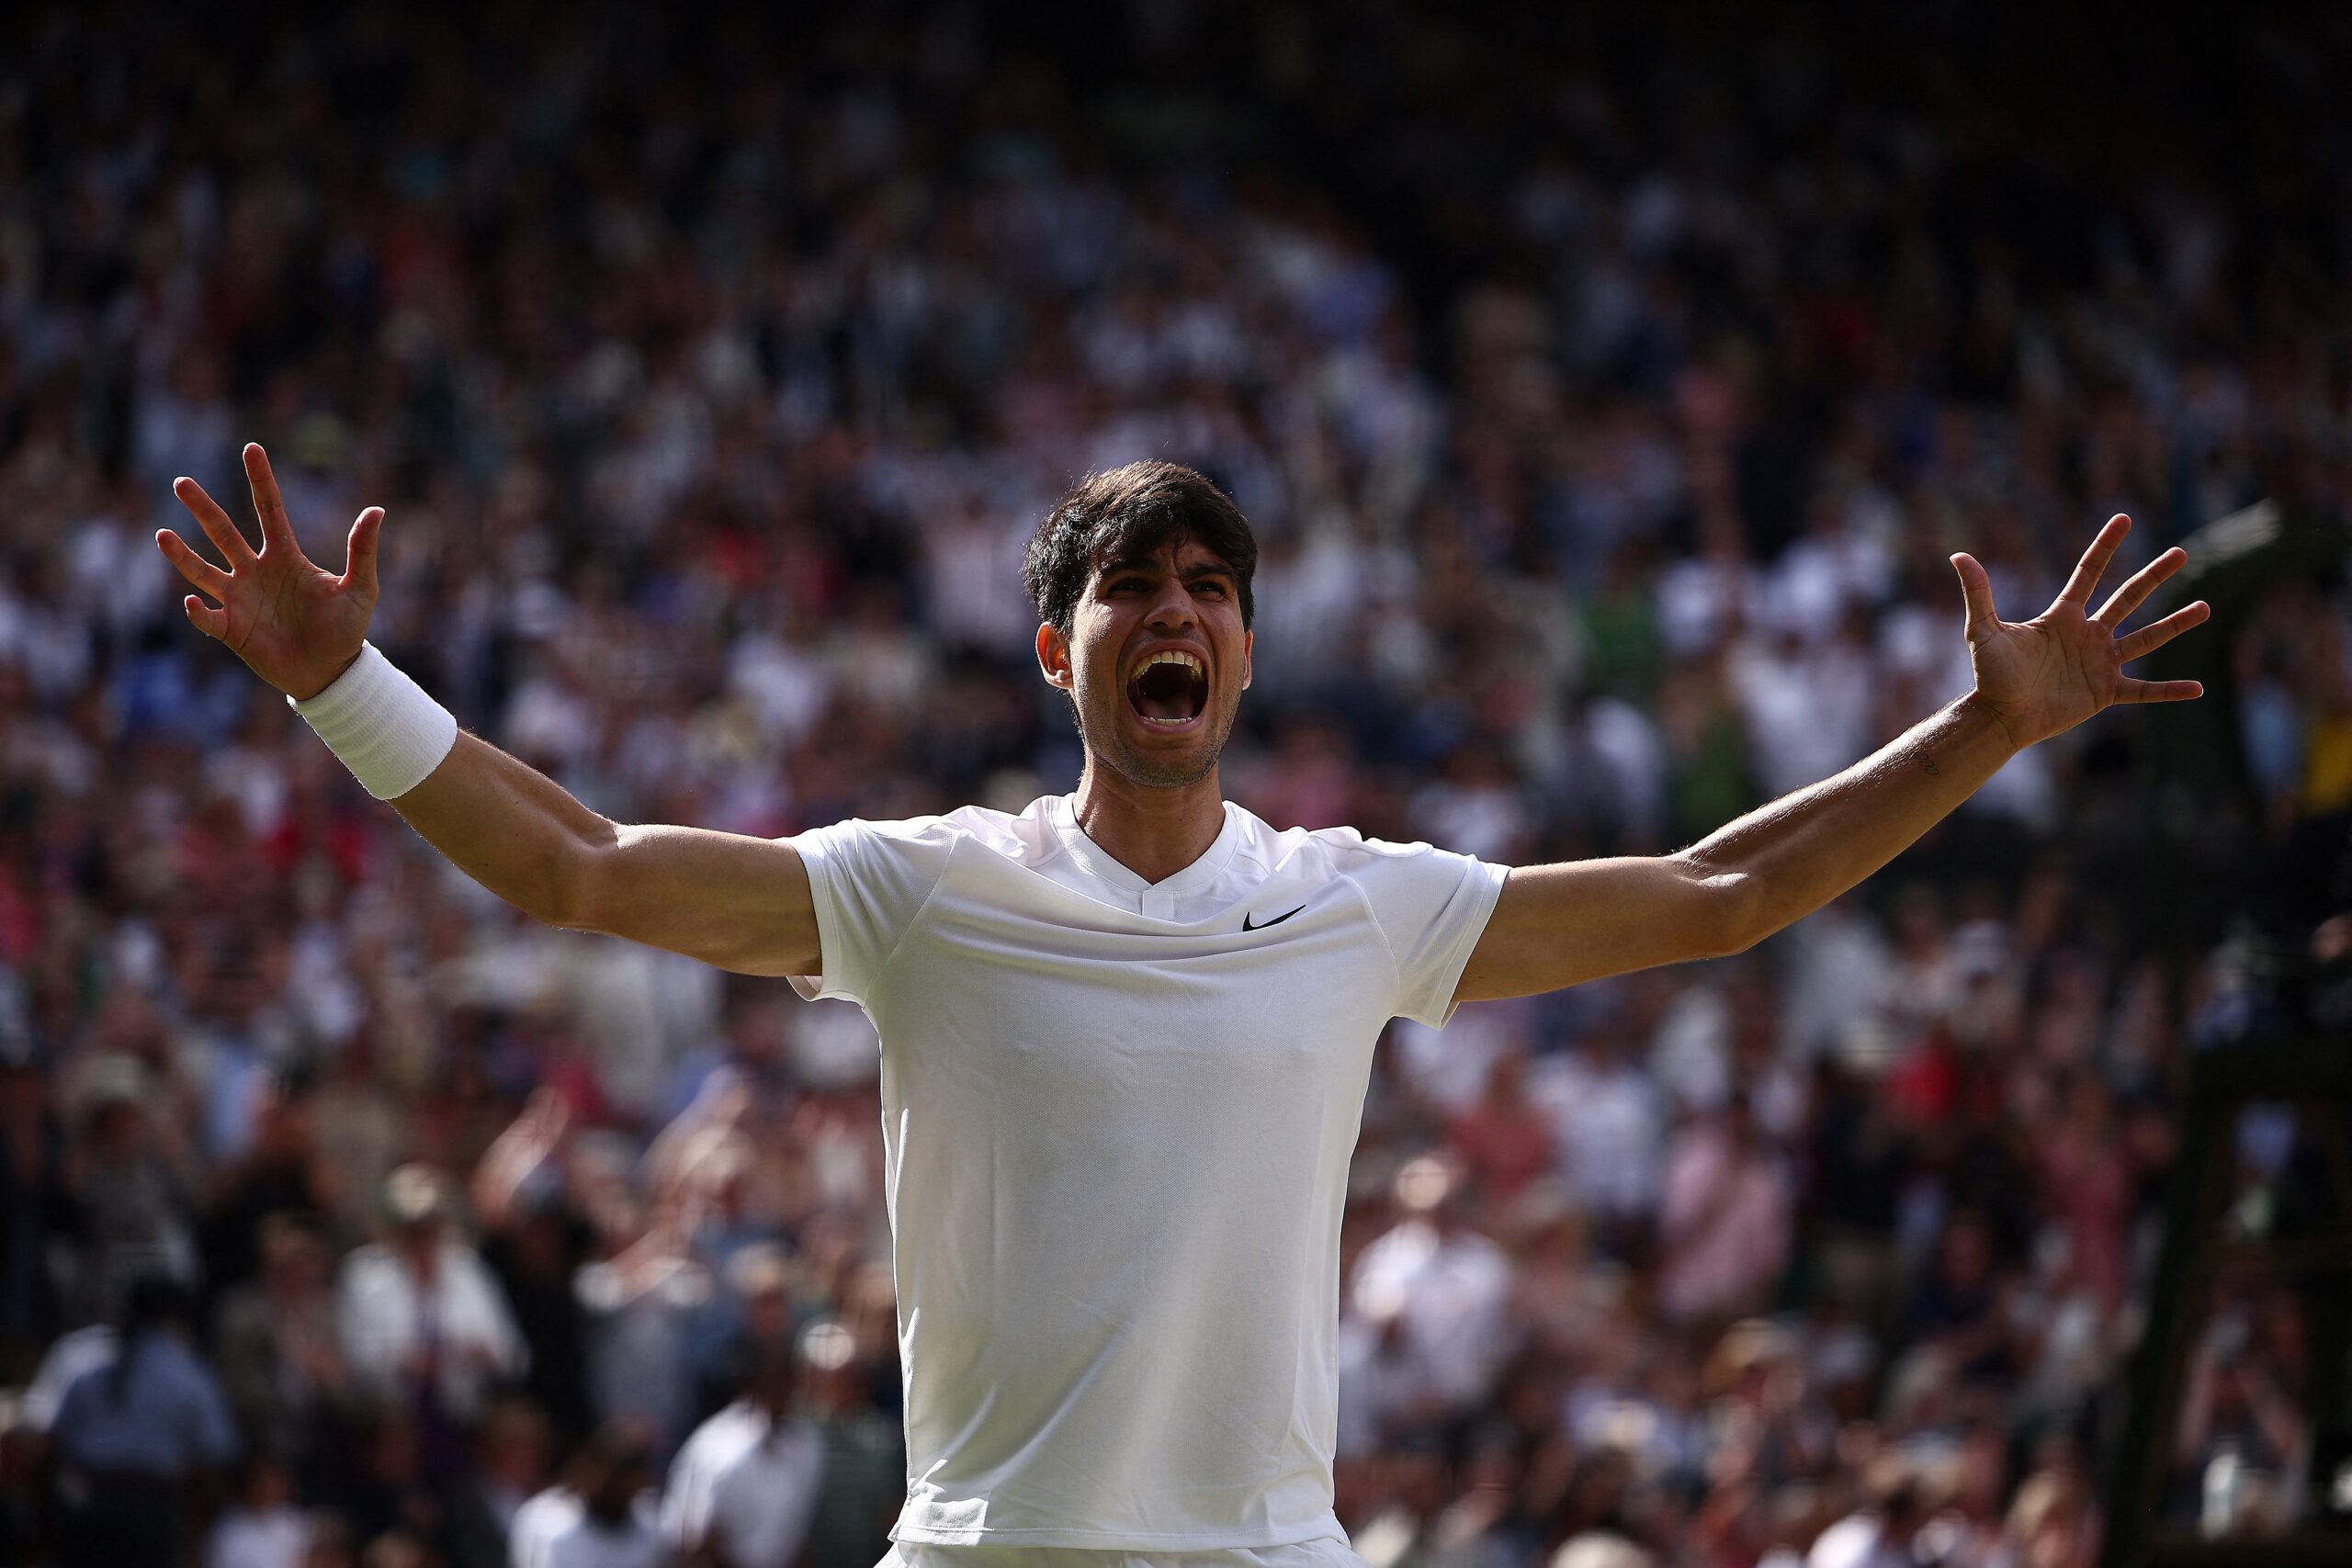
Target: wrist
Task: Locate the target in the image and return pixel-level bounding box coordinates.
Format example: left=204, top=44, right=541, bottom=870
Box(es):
left=1958, top=689, right=2031, bottom=753
left=288, top=643, right=458, bottom=799
left=288, top=648, right=366, bottom=703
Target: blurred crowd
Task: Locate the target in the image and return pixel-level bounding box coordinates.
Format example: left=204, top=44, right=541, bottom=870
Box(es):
left=5, top=1, right=2352, bottom=1564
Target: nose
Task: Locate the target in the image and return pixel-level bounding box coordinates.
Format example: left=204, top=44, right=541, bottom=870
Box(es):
left=1143, top=573, right=1197, bottom=633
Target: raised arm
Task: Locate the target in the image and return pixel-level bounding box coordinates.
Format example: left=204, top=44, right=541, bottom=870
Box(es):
left=159, top=444, right=820, bottom=978
left=1454, top=515, right=2209, bottom=1002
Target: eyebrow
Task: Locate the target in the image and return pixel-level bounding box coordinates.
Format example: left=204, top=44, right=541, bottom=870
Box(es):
left=1096, top=557, right=1236, bottom=582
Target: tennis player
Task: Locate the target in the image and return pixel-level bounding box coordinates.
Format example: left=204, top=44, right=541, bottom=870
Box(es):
left=160, top=446, right=2206, bottom=1568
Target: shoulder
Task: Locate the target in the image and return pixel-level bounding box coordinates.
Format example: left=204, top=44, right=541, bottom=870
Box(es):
left=1221, top=807, right=1485, bottom=890
left=338, top=1244, right=401, bottom=1287
left=1304, top=824, right=1452, bottom=866
left=679, top=1402, right=764, bottom=1468
left=939, top=799, right=1052, bottom=859
left=830, top=795, right=1086, bottom=874
left=1804, top=1514, right=1879, bottom=1567
left=1290, top=820, right=1487, bottom=892
left=790, top=812, right=965, bottom=856
left=1215, top=806, right=1382, bottom=870
left=25, top=1326, right=115, bottom=1428
left=513, top=1486, right=583, bottom=1539
left=791, top=800, right=1057, bottom=866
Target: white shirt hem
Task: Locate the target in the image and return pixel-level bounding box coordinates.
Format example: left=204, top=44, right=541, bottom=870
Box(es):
left=890, top=1514, right=1348, bottom=1551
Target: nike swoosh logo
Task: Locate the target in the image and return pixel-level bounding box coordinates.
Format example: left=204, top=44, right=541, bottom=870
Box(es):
left=1242, top=905, right=1306, bottom=932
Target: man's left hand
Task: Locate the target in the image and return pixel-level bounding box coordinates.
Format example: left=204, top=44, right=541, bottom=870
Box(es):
left=1952, top=514, right=2209, bottom=749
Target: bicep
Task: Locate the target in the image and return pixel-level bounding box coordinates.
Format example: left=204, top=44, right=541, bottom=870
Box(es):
left=577, top=824, right=820, bottom=978
left=1452, top=852, right=1756, bottom=1003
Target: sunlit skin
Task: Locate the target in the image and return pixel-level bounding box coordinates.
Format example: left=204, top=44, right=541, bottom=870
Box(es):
left=1035, top=536, right=1254, bottom=886
left=1948, top=518, right=2206, bottom=748
left=156, top=449, right=2212, bottom=998
left=159, top=445, right=379, bottom=701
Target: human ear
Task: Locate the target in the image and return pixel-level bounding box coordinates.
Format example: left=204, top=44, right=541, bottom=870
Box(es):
left=1240, top=629, right=1253, bottom=691
left=1035, top=623, right=1073, bottom=690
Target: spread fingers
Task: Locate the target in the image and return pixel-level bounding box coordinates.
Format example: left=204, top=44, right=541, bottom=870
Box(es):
left=172, top=477, right=257, bottom=565
left=2115, top=677, right=2204, bottom=704
left=2057, top=514, right=2131, bottom=607
left=2114, top=601, right=2210, bottom=662
left=2094, top=547, right=2188, bottom=630
left=183, top=595, right=229, bottom=639
left=243, top=443, right=300, bottom=554
left=155, top=528, right=234, bottom=601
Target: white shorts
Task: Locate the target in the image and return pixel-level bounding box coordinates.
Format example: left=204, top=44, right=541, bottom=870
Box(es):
left=880, top=1539, right=1371, bottom=1568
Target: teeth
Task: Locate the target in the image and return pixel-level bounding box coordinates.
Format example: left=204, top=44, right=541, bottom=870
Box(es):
left=1133, top=650, right=1204, bottom=681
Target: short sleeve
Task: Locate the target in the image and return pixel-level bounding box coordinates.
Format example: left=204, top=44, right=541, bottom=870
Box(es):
left=1336, top=835, right=1509, bottom=1028
left=783, top=817, right=962, bottom=1005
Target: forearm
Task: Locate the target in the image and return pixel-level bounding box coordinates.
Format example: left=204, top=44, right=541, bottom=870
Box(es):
left=1687, top=692, right=2020, bottom=950
left=389, top=732, right=616, bottom=928
left=295, top=652, right=818, bottom=974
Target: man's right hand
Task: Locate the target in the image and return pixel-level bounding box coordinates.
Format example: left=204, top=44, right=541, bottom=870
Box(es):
left=157, top=441, right=384, bottom=701
left=159, top=441, right=821, bottom=979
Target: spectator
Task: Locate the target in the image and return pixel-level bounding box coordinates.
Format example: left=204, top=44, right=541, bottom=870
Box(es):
left=1804, top=1460, right=1930, bottom=1568
left=2, top=4, right=2345, bottom=1560
left=1350, top=1156, right=1516, bottom=1415
left=661, top=1338, right=823, bottom=1568
left=49, top=1274, right=238, bottom=1565
left=0, top=1043, right=67, bottom=1376
left=336, top=1166, right=527, bottom=1482
left=300, top=1511, right=360, bottom=1568
left=201, top=1065, right=340, bottom=1301
left=317, top=1403, right=437, bottom=1553
left=62, top=1055, right=198, bottom=1324
left=215, top=1211, right=348, bottom=1469
left=1528, top=1028, right=1666, bottom=1240
left=1552, top=1535, right=1656, bottom=1568
left=691, top=1242, right=797, bottom=1431
left=1447, top=1049, right=1556, bottom=1210
left=1902, top=1212, right=2020, bottom=1389
left=441, top=1399, right=555, bottom=1568
left=574, top=1183, right=715, bottom=1457
left=207, top=1455, right=309, bottom=1568
left=474, top=1092, right=598, bottom=1442
left=1657, top=1097, right=1792, bottom=1325
left=361, top=1529, right=437, bottom=1568
left=796, top=1318, right=906, bottom=1567
left=511, top=1422, right=665, bottom=1568
left=1995, top=1467, right=2098, bottom=1568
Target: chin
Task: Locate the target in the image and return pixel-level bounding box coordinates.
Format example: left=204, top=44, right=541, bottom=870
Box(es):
left=1114, top=749, right=1221, bottom=790
left=1102, top=732, right=1222, bottom=789
left=1083, top=706, right=1231, bottom=790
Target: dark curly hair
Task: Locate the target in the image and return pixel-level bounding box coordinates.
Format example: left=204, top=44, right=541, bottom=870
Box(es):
left=1021, top=462, right=1258, bottom=636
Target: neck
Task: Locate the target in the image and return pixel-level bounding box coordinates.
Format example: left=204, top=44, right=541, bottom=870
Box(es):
left=1070, top=760, right=1227, bottom=885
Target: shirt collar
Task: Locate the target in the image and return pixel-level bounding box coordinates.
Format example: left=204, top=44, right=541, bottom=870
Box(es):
left=1042, top=794, right=1241, bottom=900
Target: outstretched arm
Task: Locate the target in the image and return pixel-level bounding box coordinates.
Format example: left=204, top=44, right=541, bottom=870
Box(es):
left=1454, top=515, right=2208, bottom=1002
left=160, top=445, right=820, bottom=978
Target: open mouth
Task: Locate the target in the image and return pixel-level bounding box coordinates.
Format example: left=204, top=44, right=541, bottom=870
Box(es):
left=1125, top=649, right=1209, bottom=728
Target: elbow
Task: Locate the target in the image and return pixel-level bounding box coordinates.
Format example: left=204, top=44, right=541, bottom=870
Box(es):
left=1680, top=856, right=1771, bottom=959
left=1710, top=913, right=1768, bottom=961
left=530, top=831, right=617, bottom=934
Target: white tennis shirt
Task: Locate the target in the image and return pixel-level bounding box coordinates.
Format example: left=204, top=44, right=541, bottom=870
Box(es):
left=787, top=794, right=1506, bottom=1551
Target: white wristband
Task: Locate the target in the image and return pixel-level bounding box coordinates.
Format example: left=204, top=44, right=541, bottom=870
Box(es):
left=288, top=643, right=459, bottom=800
